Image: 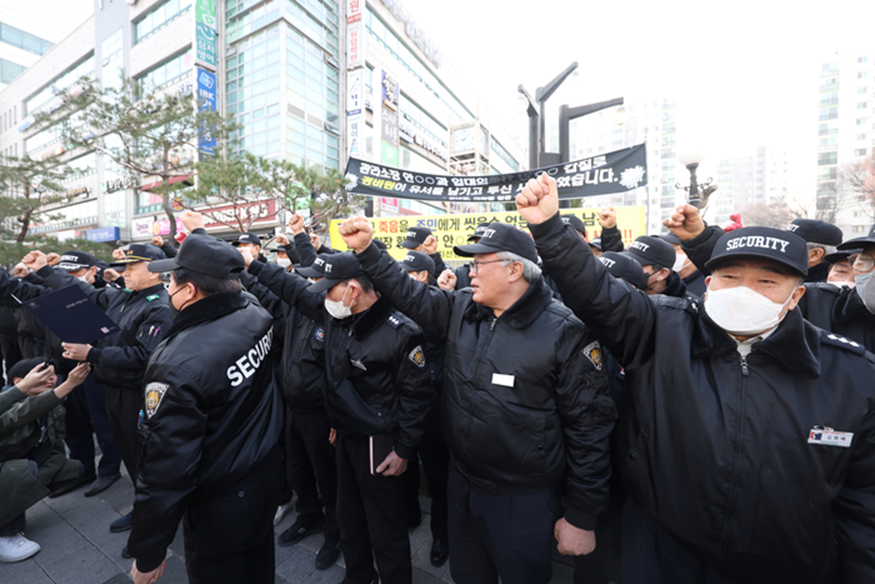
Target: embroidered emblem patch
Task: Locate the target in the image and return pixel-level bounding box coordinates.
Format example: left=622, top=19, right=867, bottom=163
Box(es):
left=582, top=341, right=603, bottom=371
left=313, top=327, right=324, bottom=342
left=408, top=345, right=425, bottom=368
left=144, top=382, right=170, bottom=418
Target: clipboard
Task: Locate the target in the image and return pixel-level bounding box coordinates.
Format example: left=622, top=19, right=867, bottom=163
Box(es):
left=18, top=284, right=120, bottom=344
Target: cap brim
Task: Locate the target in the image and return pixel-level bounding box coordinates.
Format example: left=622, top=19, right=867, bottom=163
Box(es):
left=295, top=266, right=323, bottom=278
left=705, top=250, right=808, bottom=277
left=110, top=257, right=149, bottom=267
left=837, top=238, right=875, bottom=250
left=399, top=240, right=419, bottom=249
left=147, top=257, right=180, bottom=273
left=308, top=277, right=344, bottom=294
left=453, top=242, right=505, bottom=257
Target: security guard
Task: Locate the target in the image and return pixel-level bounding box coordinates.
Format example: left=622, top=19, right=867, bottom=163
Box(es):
left=127, top=234, right=283, bottom=584
left=339, top=218, right=616, bottom=584
left=245, top=251, right=434, bottom=584
left=518, top=174, right=875, bottom=584
left=785, top=218, right=844, bottom=283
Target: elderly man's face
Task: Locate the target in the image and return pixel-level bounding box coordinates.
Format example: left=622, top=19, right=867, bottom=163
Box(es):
left=706, top=258, right=805, bottom=319
left=469, top=252, right=514, bottom=307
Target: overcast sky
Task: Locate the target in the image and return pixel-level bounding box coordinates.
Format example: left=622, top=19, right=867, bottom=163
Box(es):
left=399, top=0, right=875, bottom=176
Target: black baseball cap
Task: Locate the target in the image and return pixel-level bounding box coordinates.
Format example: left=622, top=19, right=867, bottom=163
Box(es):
left=705, top=226, right=808, bottom=277
left=400, top=226, right=432, bottom=249
left=589, top=237, right=603, bottom=251
left=599, top=251, right=646, bottom=290
left=400, top=251, right=435, bottom=276
left=786, top=219, right=843, bottom=246
left=625, top=236, right=675, bottom=270
left=148, top=234, right=245, bottom=279
left=468, top=223, right=490, bottom=242
left=231, top=232, right=262, bottom=247
left=295, top=254, right=330, bottom=278
left=561, top=215, right=587, bottom=238
left=454, top=223, right=538, bottom=264
left=110, top=244, right=166, bottom=267
left=308, top=253, right=364, bottom=293
left=824, top=249, right=861, bottom=264
left=837, top=224, right=875, bottom=250
left=57, top=251, right=98, bottom=272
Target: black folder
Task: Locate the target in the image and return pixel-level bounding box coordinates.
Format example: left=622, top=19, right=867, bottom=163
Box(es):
left=20, top=285, right=120, bottom=344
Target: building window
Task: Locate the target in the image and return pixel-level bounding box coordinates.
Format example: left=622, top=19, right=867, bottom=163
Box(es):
left=857, top=103, right=868, bottom=109
left=853, top=225, right=866, bottom=233
left=25, top=55, right=95, bottom=115
left=136, top=50, right=193, bottom=90
left=134, top=0, right=193, bottom=44
left=855, top=149, right=868, bottom=156
left=859, top=56, right=869, bottom=63
left=0, top=22, right=53, bottom=55
left=0, top=58, right=27, bottom=84
left=817, top=152, right=838, bottom=166
left=856, top=118, right=868, bottom=126
left=858, top=71, right=869, bottom=79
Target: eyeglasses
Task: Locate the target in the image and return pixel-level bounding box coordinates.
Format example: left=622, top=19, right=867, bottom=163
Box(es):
left=470, top=259, right=512, bottom=274
left=851, top=253, right=875, bottom=273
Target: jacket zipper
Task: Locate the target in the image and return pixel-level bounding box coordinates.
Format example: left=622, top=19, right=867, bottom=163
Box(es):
left=472, top=316, right=499, bottom=383
left=720, top=354, right=749, bottom=554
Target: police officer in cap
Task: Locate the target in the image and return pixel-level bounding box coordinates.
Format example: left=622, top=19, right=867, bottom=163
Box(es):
left=519, top=174, right=875, bottom=584
left=26, top=245, right=173, bottom=523
left=127, top=234, right=283, bottom=584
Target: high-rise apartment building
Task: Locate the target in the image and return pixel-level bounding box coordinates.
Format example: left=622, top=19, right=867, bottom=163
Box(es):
left=816, top=49, right=875, bottom=238
left=568, top=98, right=680, bottom=235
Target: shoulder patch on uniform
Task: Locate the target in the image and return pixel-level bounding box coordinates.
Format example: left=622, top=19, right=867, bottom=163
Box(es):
left=820, top=331, right=866, bottom=355
left=408, top=345, right=426, bottom=368
left=387, top=314, right=402, bottom=329
left=144, top=382, right=170, bottom=418
left=582, top=341, right=603, bottom=370
left=146, top=294, right=160, bottom=302
left=313, top=326, right=324, bottom=343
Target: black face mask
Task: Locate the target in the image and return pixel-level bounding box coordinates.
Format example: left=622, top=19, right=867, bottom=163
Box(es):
left=168, top=286, right=189, bottom=316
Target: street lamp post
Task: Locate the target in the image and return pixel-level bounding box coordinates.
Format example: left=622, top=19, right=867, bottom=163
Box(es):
left=518, top=62, right=579, bottom=169
left=558, top=99, right=627, bottom=163
left=677, top=149, right=717, bottom=209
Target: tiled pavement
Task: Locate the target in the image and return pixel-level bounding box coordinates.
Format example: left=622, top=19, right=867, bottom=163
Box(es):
left=1, top=470, right=577, bottom=583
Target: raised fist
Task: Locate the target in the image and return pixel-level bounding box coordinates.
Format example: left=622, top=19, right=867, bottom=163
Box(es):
left=288, top=213, right=305, bottom=235
left=598, top=207, right=617, bottom=229
left=437, top=269, right=457, bottom=291
left=338, top=217, right=374, bottom=254
left=180, top=210, right=205, bottom=232
left=663, top=204, right=706, bottom=241
left=516, top=173, right=559, bottom=225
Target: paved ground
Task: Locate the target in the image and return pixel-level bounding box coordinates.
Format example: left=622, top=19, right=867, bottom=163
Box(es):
left=1, top=470, right=577, bottom=583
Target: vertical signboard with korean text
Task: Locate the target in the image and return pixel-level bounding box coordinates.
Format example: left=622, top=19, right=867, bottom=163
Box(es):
left=347, top=70, right=363, bottom=156
left=195, top=0, right=217, bottom=71
left=381, top=70, right=399, bottom=167
left=346, top=0, right=364, bottom=70
left=197, top=68, right=217, bottom=155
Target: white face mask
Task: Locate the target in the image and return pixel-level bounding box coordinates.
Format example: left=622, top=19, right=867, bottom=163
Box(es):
left=672, top=253, right=688, bottom=273
left=324, top=284, right=354, bottom=320
left=704, top=284, right=795, bottom=336
left=276, top=257, right=291, bottom=268
left=854, top=270, right=875, bottom=314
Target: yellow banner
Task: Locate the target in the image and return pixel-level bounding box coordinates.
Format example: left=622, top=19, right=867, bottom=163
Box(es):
left=328, top=207, right=646, bottom=261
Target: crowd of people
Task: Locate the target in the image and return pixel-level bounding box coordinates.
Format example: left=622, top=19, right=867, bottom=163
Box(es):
left=1, top=173, right=874, bottom=584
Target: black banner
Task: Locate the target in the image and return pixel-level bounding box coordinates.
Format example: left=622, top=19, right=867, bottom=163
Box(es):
left=344, top=143, right=647, bottom=203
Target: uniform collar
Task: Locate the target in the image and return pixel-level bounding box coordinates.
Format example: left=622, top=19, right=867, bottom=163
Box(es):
left=692, top=305, right=821, bottom=379
left=463, top=277, right=554, bottom=329
left=164, top=292, right=249, bottom=340
left=351, top=295, right=393, bottom=341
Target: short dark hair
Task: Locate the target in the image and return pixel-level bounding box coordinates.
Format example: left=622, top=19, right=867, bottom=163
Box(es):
left=172, top=267, right=243, bottom=296
left=345, top=275, right=374, bottom=294
left=9, top=358, right=47, bottom=382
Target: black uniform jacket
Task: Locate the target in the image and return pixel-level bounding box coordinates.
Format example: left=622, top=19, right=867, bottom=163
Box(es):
left=355, top=242, right=616, bottom=531
left=127, top=292, right=283, bottom=572
left=37, top=266, right=171, bottom=390
left=247, top=259, right=434, bottom=459
left=531, top=212, right=875, bottom=584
